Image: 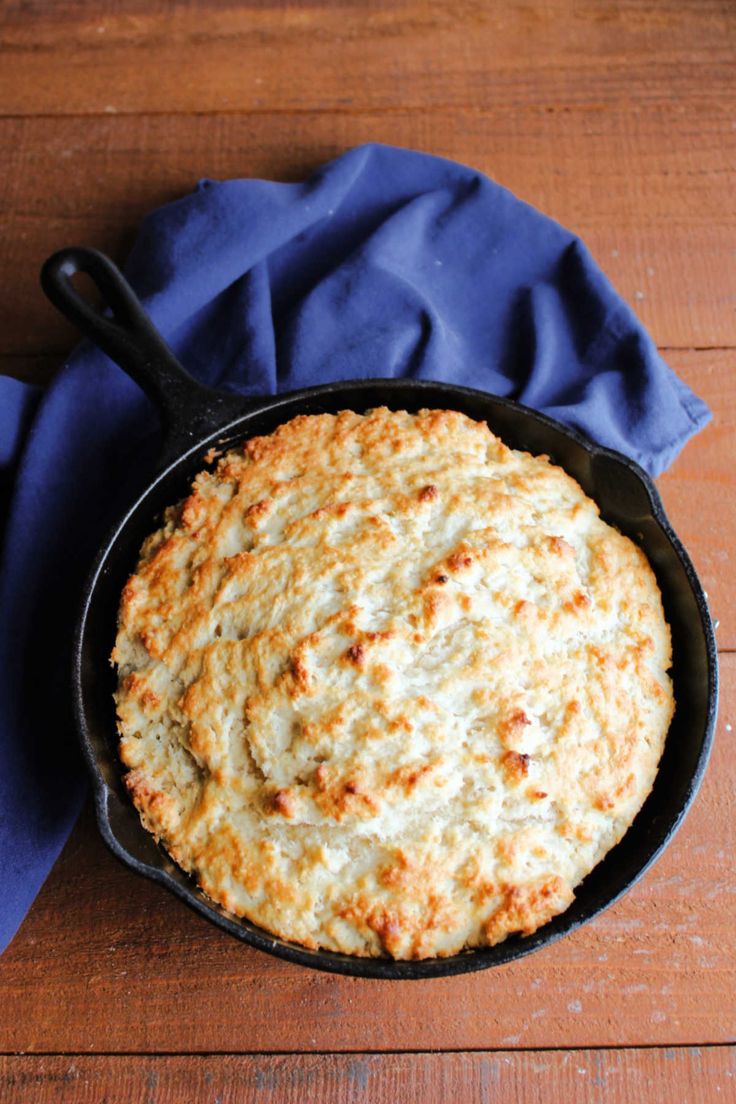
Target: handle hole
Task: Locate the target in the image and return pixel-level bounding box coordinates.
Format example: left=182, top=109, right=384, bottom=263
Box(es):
left=69, top=269, right=105, bottom=314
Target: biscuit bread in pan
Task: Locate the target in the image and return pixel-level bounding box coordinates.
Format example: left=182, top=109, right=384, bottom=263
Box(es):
left=41, top=247, right=716, bottom=977
left=113, top=406, right=674, bottom=959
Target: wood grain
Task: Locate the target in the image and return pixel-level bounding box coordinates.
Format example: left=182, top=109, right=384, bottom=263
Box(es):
left=0, top=660, right=732, bottom=1055
left=1, top=0, right=734, bottom=116
left=1, top=1049, right=734, bottom=1103
left=2, top=106, right=734, bottom=354
left=656, top=350, right=736, bottom=650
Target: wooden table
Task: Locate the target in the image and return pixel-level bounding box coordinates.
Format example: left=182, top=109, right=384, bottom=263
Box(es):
left=1, top=2, right=734, bottom=1099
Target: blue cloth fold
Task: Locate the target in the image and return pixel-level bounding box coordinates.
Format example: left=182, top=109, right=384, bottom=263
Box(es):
left=0, top=143, right=710, bottom=952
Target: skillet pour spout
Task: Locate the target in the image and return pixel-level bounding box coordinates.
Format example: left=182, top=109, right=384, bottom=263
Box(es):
left=41, top=245, right=718, bottom=980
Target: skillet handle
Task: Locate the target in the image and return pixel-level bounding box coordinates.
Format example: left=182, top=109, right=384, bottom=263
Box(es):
left=40, top=246, right=248, bottom=467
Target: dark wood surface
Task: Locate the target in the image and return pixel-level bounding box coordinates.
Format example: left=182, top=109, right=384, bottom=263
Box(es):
left=1, top=1, right=734, bottom=1099
left=1, top=1050, right=735, bottom=1104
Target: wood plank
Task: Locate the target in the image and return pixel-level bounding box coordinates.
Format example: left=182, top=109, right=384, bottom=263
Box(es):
left=1, top=108, right=734, bottom=356
left=1, top=1049, right=734, bottom=1103
left=0, top=663, right=732, bottom=1055
left=656, top=350, right=736, bottom=651
left=0, top=356, right=59, bottom=386
left=1, top=0, right=734, bottom=116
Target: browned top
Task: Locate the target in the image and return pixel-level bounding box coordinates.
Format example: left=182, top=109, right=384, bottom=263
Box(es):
left=113, top=409, right=672, bottom=959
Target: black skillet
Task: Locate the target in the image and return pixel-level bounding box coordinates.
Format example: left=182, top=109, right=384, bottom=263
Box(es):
left=40, top=245, right=718, bottom=980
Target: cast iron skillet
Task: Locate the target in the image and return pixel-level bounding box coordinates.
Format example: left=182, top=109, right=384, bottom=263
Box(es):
left=41, top=245, right=718, bottom=980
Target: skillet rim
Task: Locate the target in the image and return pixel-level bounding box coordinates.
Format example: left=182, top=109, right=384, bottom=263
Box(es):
left=73, top=377, right=718, bottom=980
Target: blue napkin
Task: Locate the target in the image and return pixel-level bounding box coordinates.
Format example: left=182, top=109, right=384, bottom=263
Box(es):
left=0, top=143, right=710, bottom=952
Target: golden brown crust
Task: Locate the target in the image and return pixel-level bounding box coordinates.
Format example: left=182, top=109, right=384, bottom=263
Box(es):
left=113, top=407, right=674, bottom=959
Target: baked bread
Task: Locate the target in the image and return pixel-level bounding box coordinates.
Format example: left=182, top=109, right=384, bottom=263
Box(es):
left=113, top=407, right=674, bottom=959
